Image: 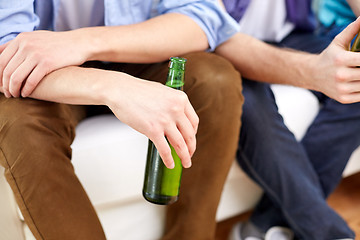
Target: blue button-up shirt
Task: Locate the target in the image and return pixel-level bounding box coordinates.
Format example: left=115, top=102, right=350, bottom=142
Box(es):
left=0, top=0, right=239, bottom=51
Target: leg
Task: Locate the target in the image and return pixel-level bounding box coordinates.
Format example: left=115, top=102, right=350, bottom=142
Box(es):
left=167, top=52, right=243, bottom=240
left=283, top=27, right=360, bottom=212
left=301, top=97, right=360, bottom=197
left=123, top=52, right=243, bottom=240
left=0, top=96, right=106, bottom=240
left=237, top=79, right=354, bottom=239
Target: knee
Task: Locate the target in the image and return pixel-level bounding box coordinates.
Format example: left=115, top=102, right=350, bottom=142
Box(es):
left=182, top=52, right=244, bottom=112
left=0, top=98, right=75, bottom=170
left=183, top=52, right=242, bottom=91
left=0, top=99, right=75, bottom=140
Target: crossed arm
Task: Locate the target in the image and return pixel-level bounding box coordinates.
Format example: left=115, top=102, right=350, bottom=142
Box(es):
left=5, top=66, right=198, bottom=169
left=0, top=13, right=207, bottom=98
left=0, top=13, right=206, bottom=169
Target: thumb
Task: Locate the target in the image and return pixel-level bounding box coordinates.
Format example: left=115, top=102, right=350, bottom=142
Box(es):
left=334, top=16, right=360, bottom=50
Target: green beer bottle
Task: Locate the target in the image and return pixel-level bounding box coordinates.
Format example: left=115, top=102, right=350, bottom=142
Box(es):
left=142, top=57, right=187, bottom=205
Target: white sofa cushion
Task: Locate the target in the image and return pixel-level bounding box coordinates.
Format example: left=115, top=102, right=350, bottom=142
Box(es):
left=272, top=84, right=360, bottom=177
left=71, top=115, right=149, bottom=207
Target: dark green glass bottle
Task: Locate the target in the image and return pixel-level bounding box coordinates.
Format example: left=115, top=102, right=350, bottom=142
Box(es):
left=142, top=57, right=187, bottom=205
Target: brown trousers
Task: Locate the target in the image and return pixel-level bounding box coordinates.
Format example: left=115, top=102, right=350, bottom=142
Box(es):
left=0, top=52, right=243, bottom=240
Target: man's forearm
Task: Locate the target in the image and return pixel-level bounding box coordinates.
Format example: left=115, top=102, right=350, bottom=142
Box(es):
left=23, top=66, right=197, bottom=169
left=26, top=66, right=121, bottom=106
left=0, top=12, right=209, bottom=98
left=215, top=33, right=316, bottom=90
left=79, top=13, right=208, bottom=63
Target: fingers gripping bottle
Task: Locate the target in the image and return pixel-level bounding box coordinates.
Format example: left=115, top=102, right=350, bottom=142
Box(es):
left=142, top=57, right=187, bottom=205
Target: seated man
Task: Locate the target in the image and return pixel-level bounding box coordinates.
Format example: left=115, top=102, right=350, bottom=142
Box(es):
left=0, top=1, right=244, bottom=239
left=215, top=0, right=360, bottom=239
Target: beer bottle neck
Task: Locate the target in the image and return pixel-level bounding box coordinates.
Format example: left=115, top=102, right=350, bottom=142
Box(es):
left=165, top=57, right=186, bottom=90
left=166, top=69, right=185, bottom=90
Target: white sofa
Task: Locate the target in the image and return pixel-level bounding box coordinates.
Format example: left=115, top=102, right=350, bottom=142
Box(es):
left=1, top=85, right=360, bottom=240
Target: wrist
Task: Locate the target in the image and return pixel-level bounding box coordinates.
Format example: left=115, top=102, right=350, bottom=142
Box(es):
left=91, top=70, right=117, bottom=106
left=72, top=27, right=103, bottom=62
left=65, top=67, right=120, bottom=106
left=95, top=70, right=136, bottom=108
left=302, top=54, right=321, bottom=91
left=290, top=52, right=318, bottom=91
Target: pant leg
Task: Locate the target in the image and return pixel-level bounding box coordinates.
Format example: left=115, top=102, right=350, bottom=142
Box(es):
left=247, top=31, right=332, bottom=231
left=301, top=98, right=360, bottom=197
left=123, top=52, right=243, bottom=240
left=0, top=95, right=106, bottom=240
left=282, top=28, right=360, bottom=196
left=237, top=79, right=354, bottom=240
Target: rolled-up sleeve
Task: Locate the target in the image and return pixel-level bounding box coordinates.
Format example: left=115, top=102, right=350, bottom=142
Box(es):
left=158, top=0, right=239, bottom=51
left=0, top=0, right=39, bottom=44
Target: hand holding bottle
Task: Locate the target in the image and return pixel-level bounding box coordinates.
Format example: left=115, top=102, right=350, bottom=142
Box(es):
left=311, top=17, right=360, bottom=103
left=143, top=57, right=191, bottom=205
left=106, top=72, right=198, bottom=170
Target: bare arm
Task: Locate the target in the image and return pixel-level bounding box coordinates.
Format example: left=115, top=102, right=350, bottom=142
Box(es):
left=215, top=33, right=314, bottom=88
left=0, top=66, right=198, bottom=169
left=87, top=13, right=208, bottom=63
left=216, top=17, right=360, bottom=103
left=0, top=13, right=208, bottom=97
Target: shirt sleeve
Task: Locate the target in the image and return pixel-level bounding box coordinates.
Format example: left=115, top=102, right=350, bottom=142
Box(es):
left=157, top=0, right=239, bottom=51
left=0, top=0, right=39, bottom=45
